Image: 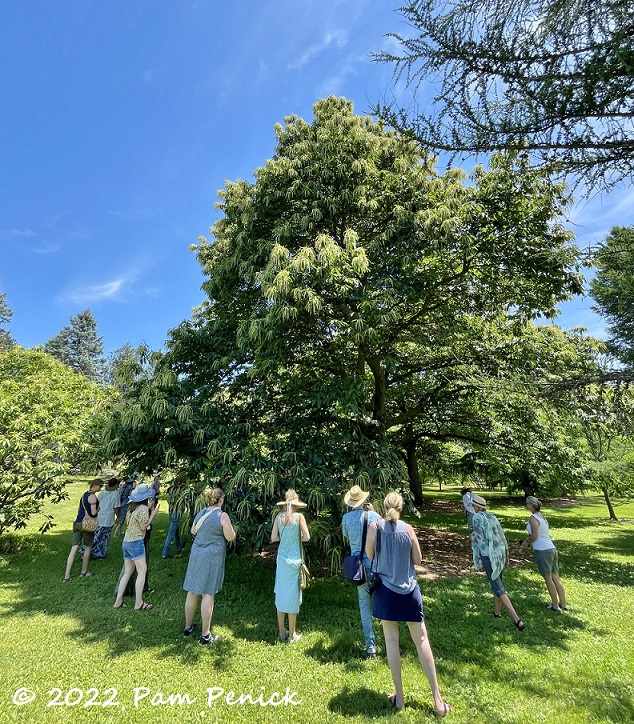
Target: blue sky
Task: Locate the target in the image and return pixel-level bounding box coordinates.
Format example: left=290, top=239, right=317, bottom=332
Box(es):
left=2, top=2, right=632, bottom=355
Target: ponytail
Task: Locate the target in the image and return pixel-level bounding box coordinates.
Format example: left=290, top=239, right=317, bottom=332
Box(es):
left=383, top=492, right=403, bottom=523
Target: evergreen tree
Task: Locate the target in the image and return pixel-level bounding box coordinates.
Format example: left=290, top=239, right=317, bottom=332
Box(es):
left=0, top=284, right=14, bottom=352
left=375, top=0, right=634, bottom=189
left=45, top=309, right=104, bottom=383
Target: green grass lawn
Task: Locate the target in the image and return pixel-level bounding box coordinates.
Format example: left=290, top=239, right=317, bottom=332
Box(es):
left=0, top=483, right=633, bottom=723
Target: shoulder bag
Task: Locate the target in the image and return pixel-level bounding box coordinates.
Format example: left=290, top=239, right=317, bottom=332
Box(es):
left=81, top=495, right=99, bottom=532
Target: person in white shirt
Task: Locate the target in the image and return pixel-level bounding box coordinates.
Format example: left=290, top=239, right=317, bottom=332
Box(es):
left=461, top=487, right=475, bottom=530
left=520, top=496, right=567, bottom=612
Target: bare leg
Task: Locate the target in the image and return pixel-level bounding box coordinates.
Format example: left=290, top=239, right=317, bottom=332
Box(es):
left=277, top=610, right=287, bottom=638
left=64, top=545, right=79, bottom=579
left=114, top=559, right=135, bottom=607
left=185, top=592, right=199, bottom=628
left=200, top=594, right=215, bottom=636
left=80, top=545, right=92, bottom=575
left=133, top=557, right=147, bottom=608
left=288, top=613, right=299, bottom=640
left=542, top=574, right=559, bottom=607
left=407, top=621, right=444, bottom=713
left=499, top=593, right=521, bottom=623
left=552, top=574, right=566, bottom=608
left=381, top=620, right=404, bottom=709
left=493, top=595, right=502, bottom=616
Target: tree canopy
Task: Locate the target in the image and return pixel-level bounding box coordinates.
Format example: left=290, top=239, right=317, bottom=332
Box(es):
left=45, top=308, right=105, bottom=384
left=104, top=97, right=589, bottom=553
left=374, top=0, right=634, bottom=189
left=0, top=347, right=109, bottom=535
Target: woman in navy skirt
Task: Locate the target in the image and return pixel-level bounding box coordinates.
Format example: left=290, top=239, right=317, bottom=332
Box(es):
left=366, top=492, right=450, bottom=717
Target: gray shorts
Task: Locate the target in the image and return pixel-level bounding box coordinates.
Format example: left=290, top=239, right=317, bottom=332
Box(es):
left=535, top=547, right=559, bottom=576
left=481, top=555, right=506, bottom=597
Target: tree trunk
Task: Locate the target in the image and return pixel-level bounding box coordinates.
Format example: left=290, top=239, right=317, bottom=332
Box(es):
left=405, top=440, right=424, bottom=506
left=601, top=484, right=619, bottom=521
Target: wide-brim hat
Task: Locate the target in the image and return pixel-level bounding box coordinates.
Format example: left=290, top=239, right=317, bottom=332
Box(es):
left=471, top=494, right=488, bottom=508
left=129, top=483, right=156, bottom=503
left=276, top=493, right=307, bottom=508
left=344, top=485, right=370, bottom=508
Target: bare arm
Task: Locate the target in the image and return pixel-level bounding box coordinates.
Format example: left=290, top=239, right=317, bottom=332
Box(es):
left=139, top=503, right=159, bottom=532
left=271, top=515, right=280, bottom=543
left=88, top=493, right=98, bottom=517
left=526, top=516, right=540, bottom=545
left=221, top=511, right=236, bottom=542
left=408, top=524, right=422, bottom=565
left=299, top=514, right=310, bottom=542
left=365, top=522, right=377, bottom=559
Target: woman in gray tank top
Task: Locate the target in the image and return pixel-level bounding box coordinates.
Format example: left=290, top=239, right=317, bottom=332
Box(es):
left=365, top=492, right=451, bottom=717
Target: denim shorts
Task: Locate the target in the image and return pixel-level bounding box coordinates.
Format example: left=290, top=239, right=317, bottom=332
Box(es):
left=122, top=539, right=146, bottom=561
left=535, top=547, right=559, bottom=576
left=481, top=555, right=506, bottom=597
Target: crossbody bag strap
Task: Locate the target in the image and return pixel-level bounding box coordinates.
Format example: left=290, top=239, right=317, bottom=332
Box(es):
left=194, top=508, right=215, bottom=535
left=360, top=511, right=368, bottom=557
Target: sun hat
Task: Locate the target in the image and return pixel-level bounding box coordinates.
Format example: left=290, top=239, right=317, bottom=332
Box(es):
left=129, top=483, right=156, bottom=503
left=471, top=494, right=488, bottom=508
left=276, top=490, right=307, bottom=508
left=343, top=485, right=370, bottom=509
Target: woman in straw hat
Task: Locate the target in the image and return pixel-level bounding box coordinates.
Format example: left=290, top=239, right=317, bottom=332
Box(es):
left=342, top=484, right=381, bottom=658
left=366, top=492, right=450, bottom=716
left=470, top=495, right=525, bottom=630
left=520, top=496, right=567, bottom=611
left=271, top=489, right=310, bottom=643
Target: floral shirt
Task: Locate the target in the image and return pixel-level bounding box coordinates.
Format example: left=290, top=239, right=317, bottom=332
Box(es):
left=471, top=510, right=508, bottom=581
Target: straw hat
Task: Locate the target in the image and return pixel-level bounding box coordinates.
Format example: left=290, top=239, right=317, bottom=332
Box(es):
left=276, top=489, right=307, bottom=508
left=343, top=485, right=370, bottom=509
left=471, top=494, right=488, bottom=509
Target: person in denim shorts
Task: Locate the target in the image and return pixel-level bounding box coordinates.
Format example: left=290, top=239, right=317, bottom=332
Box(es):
left=113, top=484, right=159, bottom=611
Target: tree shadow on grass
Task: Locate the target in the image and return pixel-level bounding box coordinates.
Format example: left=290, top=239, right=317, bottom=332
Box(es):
left=328, top=686, right=413, bottom=719
left=556, top=539, right=634, bottom=588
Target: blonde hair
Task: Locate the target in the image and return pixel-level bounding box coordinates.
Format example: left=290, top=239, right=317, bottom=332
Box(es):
left=526, top=495, right=541, bottom=511
left=205, top=487, right=224, bottom=507
left=383, top=492, right=403, bottom=523
left=283, top=488, right=300, bottom=515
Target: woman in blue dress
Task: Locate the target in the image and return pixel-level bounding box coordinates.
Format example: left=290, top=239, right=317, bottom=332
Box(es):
left=182, top=487, right=236, bottom=645
left=271, top=489, right=310, bottom=643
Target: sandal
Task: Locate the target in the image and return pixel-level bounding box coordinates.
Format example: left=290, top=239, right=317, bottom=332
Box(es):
left=435, top=701, right=452, bottom=717
left=514, top=619, right=526, bottom=631
left=113, top=602, right=127, bottom=609
left=62, top=577, right=70, bottom=582
left=387, top=693, right=403, bottom=710
left=493, top=612, right=501, bottom=618
left=134, top=602, right=153, bottom=611
left=80, top=571, right=93, bottom=577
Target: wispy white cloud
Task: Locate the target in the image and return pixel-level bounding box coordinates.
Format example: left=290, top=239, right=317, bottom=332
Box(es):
left=2, top=228, right=36, bottom=238
left=142, top=68, right=154, bottom=83
left=59, top=278, right=130, bottom=305
left=32, top=242, right=61, bottom=254
left=287, top=29, right=348, bottom=70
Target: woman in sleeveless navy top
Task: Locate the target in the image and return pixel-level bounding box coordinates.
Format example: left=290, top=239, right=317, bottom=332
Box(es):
left=366, top=492, right=451, bottom=717
left=63, top=478, right=102, bottom=581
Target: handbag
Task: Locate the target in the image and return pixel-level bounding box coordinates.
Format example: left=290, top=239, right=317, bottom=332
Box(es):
left=343, top=511, right=368, bottom=585
left=81, top=495, right=99, bottom=532
left=366, top=525, right=382, bottom=595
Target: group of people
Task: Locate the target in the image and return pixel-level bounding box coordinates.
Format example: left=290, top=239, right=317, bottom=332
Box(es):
left=64, top=475, right=567, bottom=717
